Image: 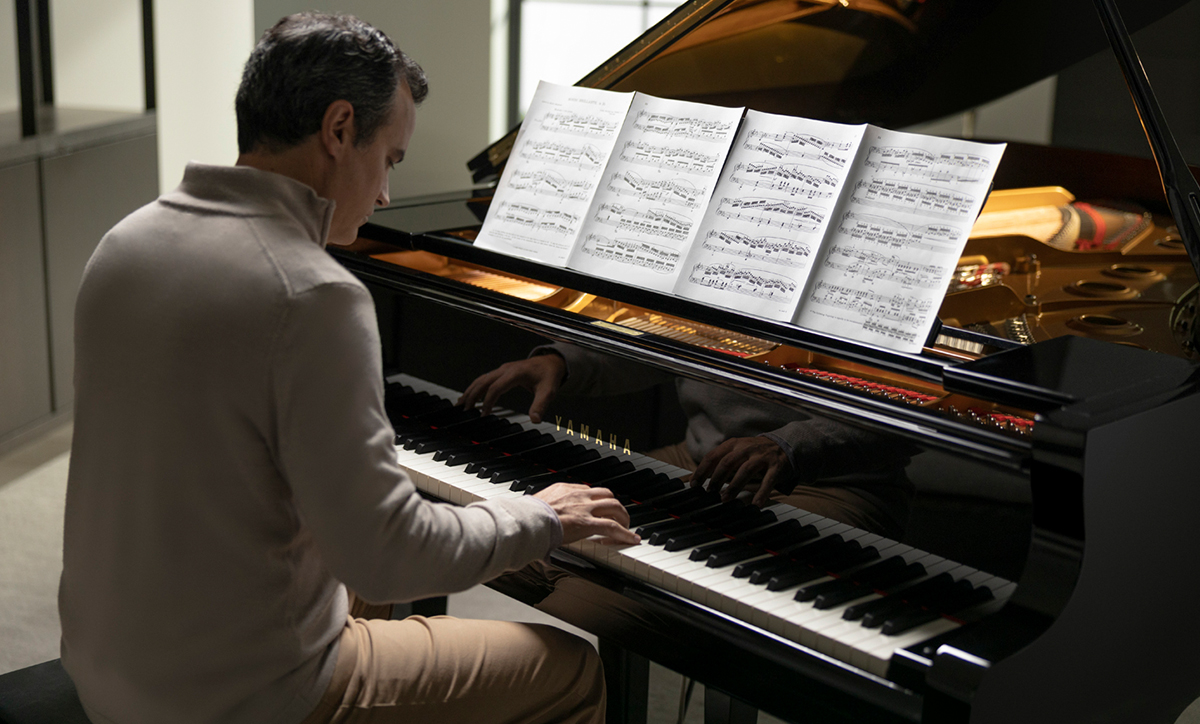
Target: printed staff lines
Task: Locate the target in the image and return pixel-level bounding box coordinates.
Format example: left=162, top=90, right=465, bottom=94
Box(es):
left=633, top=111, right=736, bottom=142
left=620, top=140, right=720, bottom=175
left=702, top=229, right=811, bottom=268
left=689, top=262, right=797, bottom=302
left=822, top=244, right=944, bottom=290
left=606, top=171, right=706, bottom=209
left=715, top=196, right=824, bottom=233
left=581, top=234, right=679, bottom=274
left=538, top=110, right=619, bottom=138
left=744, top=129, right=853, bottom=169
left=838, top=211, right=960, bottom=252
left=808, top=280, right=932, bottom=336
left=495, top=202, right=580, bottom=236
left=851, top=178, right=976, bottom=219
left=521, top=140, right=607, bottom=170
left=729, top=161, right=839, bottom=199
left=593, top=203, right=692, bottom=241
left=864, top=145, right=992, bottom=183
left=508, top=169, right=594, bottom=201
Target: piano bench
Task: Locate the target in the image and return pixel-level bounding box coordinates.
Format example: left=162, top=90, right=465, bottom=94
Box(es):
left=0, top=659, right=90, bottom=724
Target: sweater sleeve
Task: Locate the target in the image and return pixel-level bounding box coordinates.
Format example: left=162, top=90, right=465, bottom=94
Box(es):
left=538, top=341, right=674, bottom=396
left=761, top=413, right=918, bottom=490
left=272, top=280, right=561, bottom=603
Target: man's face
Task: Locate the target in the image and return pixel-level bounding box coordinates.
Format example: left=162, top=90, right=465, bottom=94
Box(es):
left=326, top=80, right=416, bottom=245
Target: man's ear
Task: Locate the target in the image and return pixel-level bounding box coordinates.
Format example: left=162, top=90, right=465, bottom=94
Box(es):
left=320, top=100, right=356, bottom=158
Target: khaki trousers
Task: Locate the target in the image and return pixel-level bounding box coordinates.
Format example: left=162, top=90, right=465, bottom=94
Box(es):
left=302, top=611, right=605, bottom=724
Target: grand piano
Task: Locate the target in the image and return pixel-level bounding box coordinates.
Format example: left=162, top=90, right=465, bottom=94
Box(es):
left=331, top=1, right=1200, bottom=722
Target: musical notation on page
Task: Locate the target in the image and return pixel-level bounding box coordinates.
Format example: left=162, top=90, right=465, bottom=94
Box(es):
left=619, top=140, right=722, bottom=175
left=520, top=140, right=608, bottom=171
left=729, top=162, right=839, bottom=199
left=606, top=172, right=706, bottom=209
left=593, top=203, right=692, bottom=241
left=633, top=110, right=737, bottom=142
left=821, top=244, right=946, bottom=290
left=851, top=178, right=978, bottom=220
left=864, top=145, right=993, bottom=184
left=836, top=212, right=961, bottom=253
left=538, top=110, right=620, bottom=138
left=493, top=202, right=580, bottom=236
left=714, top=197, right=825, bottom=234
left=688, top=262, right=798, bottom=302
left=580, top=234, right=680, bottom=274
left=508, top=169, right=594, bottom=201
left=808, top=280, right=933, bottom=334
left=743, top=128, right=855, bottom=169
left=700, top=229, right=812, bottom=268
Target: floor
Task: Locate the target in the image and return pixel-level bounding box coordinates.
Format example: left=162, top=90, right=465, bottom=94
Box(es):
left=0, top=420, right=774, bottom=724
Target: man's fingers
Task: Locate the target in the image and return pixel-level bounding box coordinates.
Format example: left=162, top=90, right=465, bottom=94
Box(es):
left=582, top=517, right=640, bottom=545
left=528, top=379, right=559, bottom=425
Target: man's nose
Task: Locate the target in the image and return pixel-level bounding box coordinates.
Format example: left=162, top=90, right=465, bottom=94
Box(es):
left=376, top=175, right=390, bottom=208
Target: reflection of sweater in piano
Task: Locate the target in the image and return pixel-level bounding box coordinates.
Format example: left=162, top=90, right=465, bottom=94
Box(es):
left=540, top=342, right=916, bottom=532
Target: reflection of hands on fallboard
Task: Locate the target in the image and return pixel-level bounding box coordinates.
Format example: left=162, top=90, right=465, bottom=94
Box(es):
left=474, top=80, right=1006, bottom=354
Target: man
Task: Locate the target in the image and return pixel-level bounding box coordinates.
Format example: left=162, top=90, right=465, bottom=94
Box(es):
left=59, top=13, right=636, bottom=724
left=461, top=345, right=915, bottom=538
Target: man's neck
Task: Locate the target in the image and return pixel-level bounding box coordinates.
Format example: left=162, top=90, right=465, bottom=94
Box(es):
left=236, top=138, right=329, bottom=198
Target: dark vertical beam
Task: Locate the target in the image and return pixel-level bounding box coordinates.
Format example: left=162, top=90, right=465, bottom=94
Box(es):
left=599, top=639, right=649, bottom=724
left=36, top=0, right=52, bottom=105
left=142, top=0, right=155, bottom=110
left=506, top=0, right=523, bottom=129
left=15, top=0, right=39, bottom=136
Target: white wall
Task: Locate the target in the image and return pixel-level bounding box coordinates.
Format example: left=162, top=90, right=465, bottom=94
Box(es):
left=0, top=0, right=17, bottom=114
left=51, top=0, right=144, bottom=112
left=254, top=0, right=491, bottom=200
left=153, top=0, right=254, bottom=192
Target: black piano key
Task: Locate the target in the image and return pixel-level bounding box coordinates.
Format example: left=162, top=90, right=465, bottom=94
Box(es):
left=413, top=438, right=472, bottom=455
left=813, top=543, right=879, bottom=577
left=600, top=467, right=659, bottom=492
left=522, top=475, right=583, bottom=495
left=718, top=509, right=779, bottom=536
left=737, top=554, right=795, bottom=580
left=443, top=447, right=498, bottom=467
left=640, top=486, right=709, bottom=509
left=515, top=440, right=576, bottom=464
left=391, top=392, right=450, bottom=417
left=490, top=430, right=555, bottom=455
left=765, top=563, right=831, bottom=591
left=471, top=456, right=530, bottom=478
left=798, top=557, right=912, bottom=604
left=626, top=504, right=673, bottom=528
left=663, top=529, right=726, bottom=552
left=490, top=465, right=548, bottom=485
left=565, top=457, right=633, bottom=484
left=538, top=446, right=601, bottom=470
left=879, top=582, right=994, bottom=636
left=415, top=405, right=479, bottom=426
left=680, top=499, right=745, bottom=523
left=441, top=415, right=518, bottom=440
left=627, top=479, right=684, bottom=502
left=689, top=519, right=807, bottom=564
left=637, top=517, right=694, bottom=540
left=699, top=543, right=764, bottom=567
left=852, top=573, right=957, bottom=626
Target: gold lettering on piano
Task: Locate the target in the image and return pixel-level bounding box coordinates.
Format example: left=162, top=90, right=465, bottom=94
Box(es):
left=552, top=417, right=631, bottom=454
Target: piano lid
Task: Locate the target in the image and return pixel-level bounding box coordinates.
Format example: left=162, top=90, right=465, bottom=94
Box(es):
left=471, top=0, right=1191, bottom=182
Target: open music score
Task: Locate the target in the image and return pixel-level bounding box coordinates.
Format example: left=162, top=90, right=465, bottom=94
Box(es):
left=475, top=83, right=1005, bottom=354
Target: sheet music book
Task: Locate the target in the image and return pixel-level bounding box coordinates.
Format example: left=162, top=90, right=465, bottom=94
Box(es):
left=475, top=82, right=1006, bottom=354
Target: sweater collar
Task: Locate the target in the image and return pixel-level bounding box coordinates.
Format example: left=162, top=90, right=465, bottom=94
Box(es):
left=164, top=162, right=337, bottom=248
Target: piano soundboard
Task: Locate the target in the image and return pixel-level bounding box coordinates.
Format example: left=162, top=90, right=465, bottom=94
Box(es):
left=388, top=374, right=1015, bottom=685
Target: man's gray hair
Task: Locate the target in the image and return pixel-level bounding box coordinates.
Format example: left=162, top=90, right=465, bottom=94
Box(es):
left=235, top=13, right=428, bottom=154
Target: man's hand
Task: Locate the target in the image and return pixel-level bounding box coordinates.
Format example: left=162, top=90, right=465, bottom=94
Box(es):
left=458, top=354, right=567, bottom=424
left=692, top=436, right=794, bottom=507
left=533, top=483, right=640, bottom=545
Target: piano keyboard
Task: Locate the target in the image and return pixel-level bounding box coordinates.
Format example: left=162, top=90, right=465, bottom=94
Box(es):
left=388, top=374, right=1015, bottom=680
